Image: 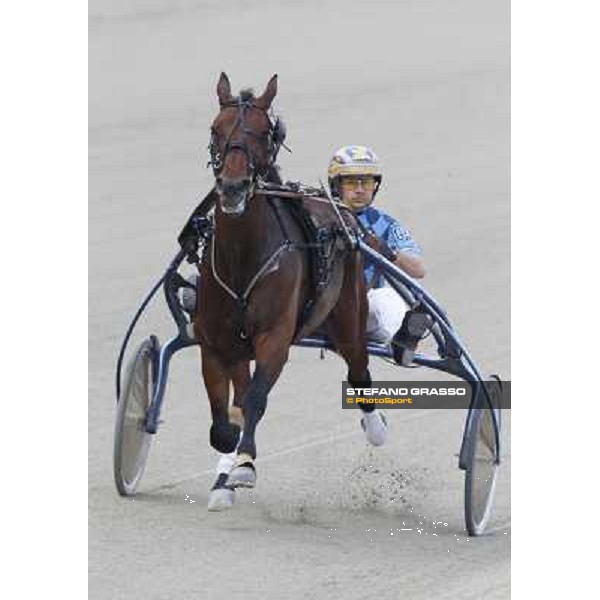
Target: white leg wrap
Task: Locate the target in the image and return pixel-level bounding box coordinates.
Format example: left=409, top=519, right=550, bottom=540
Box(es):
left=216, top=452, right=237, bottom=475
left=215, top=429, right=243, bottom=475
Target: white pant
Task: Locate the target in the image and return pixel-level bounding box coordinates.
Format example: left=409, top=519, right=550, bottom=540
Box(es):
left=366, top=287, right=409, bottom=344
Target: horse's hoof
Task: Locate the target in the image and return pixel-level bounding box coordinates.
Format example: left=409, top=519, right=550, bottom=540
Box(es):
left=226, top=463, right=256, bottom=489
left=207, top=487, right=235, bottom=511
left=360, top=410, right=388, bottom=446
left=207, top=472, right=235, bottom=511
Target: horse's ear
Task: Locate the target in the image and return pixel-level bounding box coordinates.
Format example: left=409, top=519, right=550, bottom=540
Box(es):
left=217, top=72, right=232, bottom=105
left=255, top=74, right=278, bottom=109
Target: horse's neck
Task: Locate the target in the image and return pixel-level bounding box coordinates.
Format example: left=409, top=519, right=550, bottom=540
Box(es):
left=213, top=196, right=283, bottom=289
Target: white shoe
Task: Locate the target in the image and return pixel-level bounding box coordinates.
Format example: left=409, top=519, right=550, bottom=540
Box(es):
left=360, top=410, right=388, bottom=446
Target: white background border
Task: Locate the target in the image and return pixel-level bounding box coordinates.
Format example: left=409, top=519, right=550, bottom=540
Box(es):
left=2, top=2, right=87, bottom=597
left=512, top=0, right=598, bottom=595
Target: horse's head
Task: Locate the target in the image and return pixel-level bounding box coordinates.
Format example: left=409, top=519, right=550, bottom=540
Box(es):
left=209, top=72, right=285, bottom=216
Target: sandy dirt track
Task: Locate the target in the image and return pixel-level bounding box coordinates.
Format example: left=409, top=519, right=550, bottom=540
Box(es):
left=89, top=1, right=510, bottom=598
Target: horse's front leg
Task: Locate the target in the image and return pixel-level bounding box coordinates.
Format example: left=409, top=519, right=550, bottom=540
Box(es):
left=201, top=347, right=241, bottom=511
left=207, top=359, right=250, bottom=511
left=226, top=328, right=292, bottom=489
left=201, top=347, right=241, bottom=453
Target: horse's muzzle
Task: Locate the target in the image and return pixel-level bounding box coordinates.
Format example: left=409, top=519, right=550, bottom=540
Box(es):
left=217, top=178, right=253, bottom=216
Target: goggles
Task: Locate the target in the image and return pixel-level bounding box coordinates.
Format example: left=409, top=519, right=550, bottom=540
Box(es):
left=340, top=177, right=376, bottom=191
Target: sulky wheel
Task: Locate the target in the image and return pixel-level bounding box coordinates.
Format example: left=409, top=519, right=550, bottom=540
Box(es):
left=464, top=376, right=502, bottom=536
left=114, top=337, right=158, bottom=496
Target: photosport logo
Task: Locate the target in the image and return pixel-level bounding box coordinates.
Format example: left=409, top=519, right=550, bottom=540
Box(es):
left=341, top=381, right=511, bottom=409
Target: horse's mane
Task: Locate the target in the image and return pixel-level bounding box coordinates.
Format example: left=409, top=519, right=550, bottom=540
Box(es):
left=236, top=88, right=255, bottom=103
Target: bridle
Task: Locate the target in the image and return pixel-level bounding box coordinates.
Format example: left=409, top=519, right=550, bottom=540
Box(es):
left=208, top=99, right=287, bottom=199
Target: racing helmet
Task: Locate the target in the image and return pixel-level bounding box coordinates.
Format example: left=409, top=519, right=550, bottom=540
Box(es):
left=327, top=145, right=382, bottom=199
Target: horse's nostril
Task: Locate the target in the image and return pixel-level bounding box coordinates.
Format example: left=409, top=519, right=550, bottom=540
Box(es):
left=221, top=179, right=250, bottom=195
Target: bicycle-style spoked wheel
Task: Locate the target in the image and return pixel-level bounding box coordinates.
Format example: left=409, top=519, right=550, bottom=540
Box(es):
left=114, top=337, right=158, bottom=496
left=464, top=377, right=502, bottom=536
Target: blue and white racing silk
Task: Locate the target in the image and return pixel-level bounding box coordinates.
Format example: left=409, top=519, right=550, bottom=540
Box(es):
left=356, top=205, right=422, bottom=289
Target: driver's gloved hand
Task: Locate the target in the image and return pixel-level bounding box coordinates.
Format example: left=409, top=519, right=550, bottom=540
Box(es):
left=363, top=230, right=397, bottom=262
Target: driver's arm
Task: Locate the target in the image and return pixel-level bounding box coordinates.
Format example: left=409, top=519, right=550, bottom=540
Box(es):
left=393, top=251, right=425, bottom=279
left=386, top=220, right=426, bottom=279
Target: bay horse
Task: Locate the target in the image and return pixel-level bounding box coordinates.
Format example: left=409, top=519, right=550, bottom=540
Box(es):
left=194, top=73, right=381, bottom=506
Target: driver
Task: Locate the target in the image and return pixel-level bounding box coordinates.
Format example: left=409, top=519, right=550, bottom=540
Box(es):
left=327, top=145, right=426, bottom=346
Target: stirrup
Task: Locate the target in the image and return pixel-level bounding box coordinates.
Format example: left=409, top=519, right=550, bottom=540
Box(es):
left=391, top=307, right=432, bottom=366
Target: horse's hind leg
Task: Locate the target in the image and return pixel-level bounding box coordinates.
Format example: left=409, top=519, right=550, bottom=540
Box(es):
left=325, top=252, right=388, bottom=446
left=229, top=360, right=251, bottom=430
left=325, top=250, right=371, bottom=383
